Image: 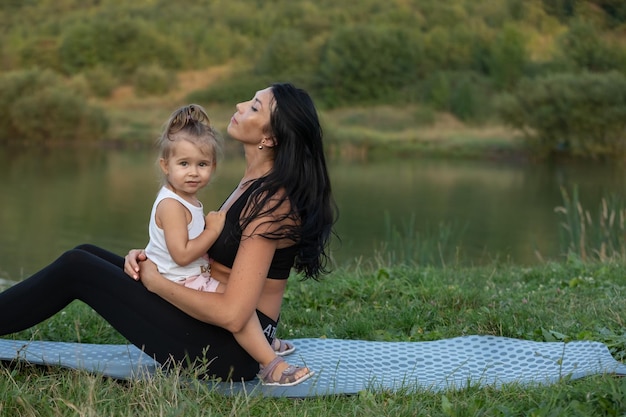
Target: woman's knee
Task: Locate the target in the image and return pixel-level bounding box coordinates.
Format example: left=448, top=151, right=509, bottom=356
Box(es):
left=73, top=243, right=98, bottom=252
left=58, top=247, right=92, bottom=264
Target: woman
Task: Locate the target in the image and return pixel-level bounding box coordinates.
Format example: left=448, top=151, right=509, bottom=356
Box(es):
left=0, top=83, right=337, bottom=384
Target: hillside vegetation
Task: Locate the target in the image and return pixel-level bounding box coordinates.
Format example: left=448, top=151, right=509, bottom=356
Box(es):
left=1, top=0, right=626, bottom=159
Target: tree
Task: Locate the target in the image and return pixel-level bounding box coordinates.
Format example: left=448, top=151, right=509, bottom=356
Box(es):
left=0, top=69, right=108, bottom=143
left=316, top=25, right=421, bottom=106
left=496, top=72, right=626, bottom=159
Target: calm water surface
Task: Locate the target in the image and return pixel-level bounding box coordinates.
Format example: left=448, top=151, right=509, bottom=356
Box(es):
left=0, top=146, right=623, bottom=282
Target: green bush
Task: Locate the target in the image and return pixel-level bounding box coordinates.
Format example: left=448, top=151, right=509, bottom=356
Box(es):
left=254, top=29, right=317, bottom=82
left=133, top=64, right=176, bottom=97
left=58, top=16, right=183, bottom=76
left=315, top=25, right=422, bottom=107
left=84, top=65, right=118, bottom=98
left=0, top=69, right=59, bottom=140
left=0, top=69, right=108, bottom=143
left=557, top=19, right=626, bottom=72
left=12, top=87, right=108, bottom=143
left=421, top=25, right=493, bottom=75
left=486, top=24, right=528, bottom=89
left=420, top=71, right=494, bottom=122
left=496, top=71, right=626, bottom=158
left=19, top=37, right=62, bottom=72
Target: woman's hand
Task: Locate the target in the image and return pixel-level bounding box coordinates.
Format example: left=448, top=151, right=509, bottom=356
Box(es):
left=124, top=249, right=147, bottom=280
left=136, top=258, right=161, bottom=292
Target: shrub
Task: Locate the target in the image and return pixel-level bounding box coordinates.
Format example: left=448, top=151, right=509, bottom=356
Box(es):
left=557, top=19, right=626, bottom=72
left=254, top=28, right=317, bottom=85
left=315, top=25, right=422, bottom=107
left=84, top=66, right=118, bottom=98
left=420, top=71, right=494, bottom=122
left=486, top=24, right=528, bottom=89
left=59, top=17, right=182, bottom=77
left=11, top=87, right=108, bottom=143
left=0, top=69, right=108, bottom=143
left=19, top=37, right=62, bottom=72
left=133, top=64, right=176, bottom=97
left=496, top=71, right=626, bottom=158
left=0, top=69, right=59, bottom=140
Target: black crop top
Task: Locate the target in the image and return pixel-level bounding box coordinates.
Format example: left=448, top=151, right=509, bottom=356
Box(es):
left=209, top=181, right=298, bottom=279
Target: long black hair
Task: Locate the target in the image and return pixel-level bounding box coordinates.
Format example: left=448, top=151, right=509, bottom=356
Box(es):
left=240, top=83, right=338, bottom=279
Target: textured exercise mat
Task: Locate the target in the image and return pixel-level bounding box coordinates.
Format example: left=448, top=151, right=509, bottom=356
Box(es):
left=1, top=336, right=625, bottom=397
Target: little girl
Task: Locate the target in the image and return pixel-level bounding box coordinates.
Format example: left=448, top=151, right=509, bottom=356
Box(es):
left=143, top=104, right=308, bottom=386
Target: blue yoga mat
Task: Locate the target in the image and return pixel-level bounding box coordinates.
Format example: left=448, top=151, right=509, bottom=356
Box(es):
left=1, top=336, right=624, bottom=397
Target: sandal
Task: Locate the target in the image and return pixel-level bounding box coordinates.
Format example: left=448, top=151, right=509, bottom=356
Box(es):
left=258, top=357, right=314, bottom=386
left=272, top=338, right=296, bottom=356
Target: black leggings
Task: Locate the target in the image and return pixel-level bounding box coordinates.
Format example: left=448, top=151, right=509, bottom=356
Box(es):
left=0, top=244, right=276, bottom=381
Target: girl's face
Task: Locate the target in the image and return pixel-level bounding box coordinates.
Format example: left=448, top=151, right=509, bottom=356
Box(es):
left=227, top=87, right=274, bottom=146
left=160, top=138, right=215, bottom=202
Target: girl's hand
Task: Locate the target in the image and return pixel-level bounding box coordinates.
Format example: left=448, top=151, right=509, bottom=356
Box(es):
left=205, top=211, right=226, bottom=236
left=124, top=249, right=147, bottom=280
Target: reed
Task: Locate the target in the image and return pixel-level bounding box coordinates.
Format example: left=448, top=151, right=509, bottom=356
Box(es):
left=555, top=187, right=626, bottom=262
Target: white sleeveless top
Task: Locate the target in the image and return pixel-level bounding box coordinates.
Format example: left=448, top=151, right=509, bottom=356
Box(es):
left=144, top=186, right=209, bottom=281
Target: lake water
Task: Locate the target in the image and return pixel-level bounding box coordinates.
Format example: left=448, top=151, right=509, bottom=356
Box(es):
left=0, top=146, right=623, bottom=282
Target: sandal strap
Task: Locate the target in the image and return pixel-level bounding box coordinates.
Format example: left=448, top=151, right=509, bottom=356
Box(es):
left=273, top=338, right=296, bottom=356
left=257, top=356, right=285, bottom=383
left=257, top=357, right=313, bottom=386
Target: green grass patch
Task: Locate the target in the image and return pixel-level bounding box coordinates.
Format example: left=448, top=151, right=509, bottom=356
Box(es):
left=3, top=260, right=625, bottom=416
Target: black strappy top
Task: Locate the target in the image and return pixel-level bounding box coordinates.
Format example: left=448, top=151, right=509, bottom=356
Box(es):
left=209, top=181, right=298, bottom=279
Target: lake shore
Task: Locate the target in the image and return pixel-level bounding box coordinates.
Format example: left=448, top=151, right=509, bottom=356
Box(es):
left=95, top=69, right=529, bottom=162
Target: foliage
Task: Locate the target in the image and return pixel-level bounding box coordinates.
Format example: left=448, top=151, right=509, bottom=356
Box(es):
left=0, top=69, right=109, bottom=143
left=542, top=0, right=579, bottom=22
left=83, top=65, right=119, bottom=98
left=557, top=19, right=626, bottom=72
left=421, top=24, right=493, bottom=76
left=19, top=37, right=63, bottom=72
left=315, top=25, right=422, bottom=107
left=132, top=64, right=176, bottom=97
left=1, top=0, right=626, bottom=157
left=419, top=71, right=495, bottom=122
left=487, top=24, right=529, bottom=89
left=58, top=16, right=182, bottom=77
left=496, top=71, right=626, bottom=158
left=254, top=28, right=317, bottom=85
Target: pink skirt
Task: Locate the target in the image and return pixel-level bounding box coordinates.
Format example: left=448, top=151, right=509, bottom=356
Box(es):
left=178, top=272, right=221, bottom=293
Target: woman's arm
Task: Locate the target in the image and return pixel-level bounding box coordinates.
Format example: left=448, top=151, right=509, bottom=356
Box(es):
left=131, top=192, right=292, bottom=332
left=138, top=229, right=278, bottom=333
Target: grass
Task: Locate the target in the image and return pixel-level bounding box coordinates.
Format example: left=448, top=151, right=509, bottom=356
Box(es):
left=2, top=259, right=626, bottom=416
left=555, top=186, right=626, bottom=262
